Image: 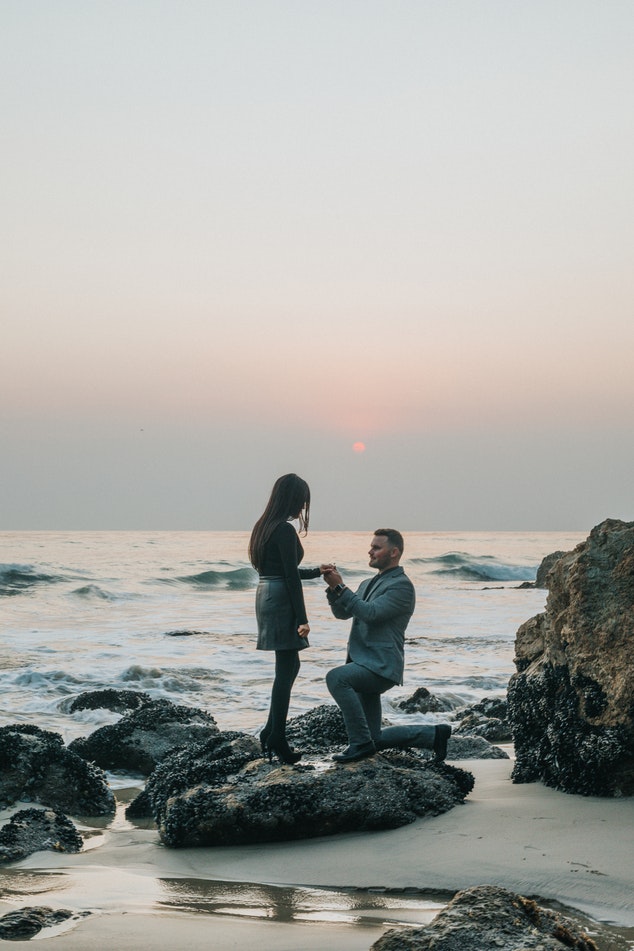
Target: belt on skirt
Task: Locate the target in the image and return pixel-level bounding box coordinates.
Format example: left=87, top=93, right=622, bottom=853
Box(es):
left=257, top=576, right=285, bottom=581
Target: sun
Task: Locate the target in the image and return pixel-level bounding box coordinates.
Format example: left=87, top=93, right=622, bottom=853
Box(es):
left=352, top=441, right=366, bottom=453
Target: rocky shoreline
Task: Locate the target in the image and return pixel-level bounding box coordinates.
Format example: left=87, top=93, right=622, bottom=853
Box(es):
left=1, top=518, right=633, bottom=947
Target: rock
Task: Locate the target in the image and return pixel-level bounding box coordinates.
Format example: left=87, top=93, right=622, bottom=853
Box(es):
left=371, top=884, right=598, bottom=950
left=508, top=519, right=634, bottom=796
left=396, top=687, right=456, bottom=714
left=126, top=730, right=260, bottom=819
left=454, top=697, right=512, bottom=742
left=469, top=697, right=508, bottom=720
left=444, top=734, right=509, bottom=760
left=68, top=688, right=152, bottom=714
left=0, top=906, right=82, bottom=940
left=0, top=724, right=115, bottom=816
left=68, top=698, right=219, bottom=775
left=163, top=629, right=210, bottom=637
left=286, top=703, right=348, bottom=752
left=535, top=550, right=566, bottom=588
left=453, top=713, right=511, bottom=742
left=146, top=738, right=474, bottom=847
left=0, top=808, right=83, bottom=863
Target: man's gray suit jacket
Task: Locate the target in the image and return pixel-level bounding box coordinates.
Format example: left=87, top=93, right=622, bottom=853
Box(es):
left=327, top=566, right=416, bottom=685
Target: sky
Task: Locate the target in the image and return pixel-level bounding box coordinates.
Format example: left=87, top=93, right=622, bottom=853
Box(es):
left=2, top=0, right=633, bottom=532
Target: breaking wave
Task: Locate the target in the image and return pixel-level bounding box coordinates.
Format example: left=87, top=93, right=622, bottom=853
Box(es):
left=162, top=567, right=257, bottom=590
left=410, top=552, right=536, bottom=583
left=0, top=564, right=67, bottom=597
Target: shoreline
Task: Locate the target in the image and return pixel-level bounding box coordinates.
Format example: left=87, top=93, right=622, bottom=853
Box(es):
left=2, top=756, right=634, bottom=948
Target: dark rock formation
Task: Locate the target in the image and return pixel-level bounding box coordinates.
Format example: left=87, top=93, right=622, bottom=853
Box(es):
left=535, top=550, right=567, bottom=588
left=144, top=735, right=474, bottom=847
left=68, top=698, right=219, bottom=774
left=286, top=703, right=348, bottom=752
left=508, top=519, right=634, bottom=796
left=371, top=884, right=598, bottom=950
left=68, top=688, right=152, bottom=714
left=444, top=734, right=508, bottom=759
left=396, top=687, right=456, bottom=714
left=454, top=697, right=512, bottom=742
left=453, top=713, right=510, bottom=742
left=0, top=724, right=115, bottom=815
left=126, top=730, right=260, bottom=819
left=0, top=808, right=83, bottom=863
left=0, top=907, right=83, bottom=940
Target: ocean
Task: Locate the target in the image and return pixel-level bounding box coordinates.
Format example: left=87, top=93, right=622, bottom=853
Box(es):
left=0, top=529, right=585, bottom=770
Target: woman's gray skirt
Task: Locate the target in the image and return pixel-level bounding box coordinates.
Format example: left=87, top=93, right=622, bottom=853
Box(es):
left=255, top=577, right=309, bottom=651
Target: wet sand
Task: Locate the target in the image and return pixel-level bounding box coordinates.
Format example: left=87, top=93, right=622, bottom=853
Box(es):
left=1, top=757, right=633, bottom=949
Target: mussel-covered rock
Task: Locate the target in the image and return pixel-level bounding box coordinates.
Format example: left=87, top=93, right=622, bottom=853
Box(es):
left=68, top=698, right=219, bottom=774
left=143, top=737, right=474, bottom=847
left=0, top=724, right=114, bottom=815
left=371, top=884, right=598, bottom=950
left=508, top=519, right=634, bottom=796
left=0, top=807, right=83, bottom=863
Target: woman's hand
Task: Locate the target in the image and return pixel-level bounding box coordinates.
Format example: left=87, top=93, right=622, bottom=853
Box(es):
left=298, top=623, right=310, bottom=638
left=319, top=563, right=336, bottom=575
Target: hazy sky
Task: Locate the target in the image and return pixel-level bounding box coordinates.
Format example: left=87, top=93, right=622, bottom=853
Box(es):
left=2, top=1, right=633, bottom=531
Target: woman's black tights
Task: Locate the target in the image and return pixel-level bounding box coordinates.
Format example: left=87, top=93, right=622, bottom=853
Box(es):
left=262, top=649, right=301, bottom=749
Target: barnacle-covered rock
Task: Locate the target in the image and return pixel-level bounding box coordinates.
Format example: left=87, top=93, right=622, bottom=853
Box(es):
left=0, top=724, right=114, bottom=815
left=371, top=884, right=598, bottom=950
left=144, top=736, right=473, bottom=847
left=508, top=519, right=634, bottom=796
left=68, top=698, right=219, bottom=774
left=0, top=807, right=83, bottom=863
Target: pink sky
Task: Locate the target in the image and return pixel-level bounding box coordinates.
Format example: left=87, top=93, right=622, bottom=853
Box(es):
left=2, top=1, right=633, bottom=530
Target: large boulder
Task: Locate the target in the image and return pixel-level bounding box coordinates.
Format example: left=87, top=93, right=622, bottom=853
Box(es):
left=126, top=730, right=260, bottom=819
left=508, top=519, right=634, bottom=796
left=535, top=550, right=566, bottom=588
left=0, top=808, right=83, bottom=863
left=144, top=734, right=474, bottom=847
left=68, top=698, right=219, bottom=774
left=371, top=884, right=598, bottom=950
left=0, top=724, right=115, bottom=815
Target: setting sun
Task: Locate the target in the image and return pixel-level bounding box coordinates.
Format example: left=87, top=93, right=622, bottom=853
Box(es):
left=352, top=442, right=366, bottom=453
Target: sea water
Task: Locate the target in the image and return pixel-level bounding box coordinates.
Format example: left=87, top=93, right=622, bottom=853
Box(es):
left=0, top=530, right=584, bottom=749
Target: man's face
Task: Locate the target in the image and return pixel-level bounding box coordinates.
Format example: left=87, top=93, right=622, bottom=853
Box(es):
left=368, top=535, right=398, bottom=572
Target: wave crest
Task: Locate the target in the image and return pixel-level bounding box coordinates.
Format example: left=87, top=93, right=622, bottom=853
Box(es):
left=0, top=563, right=66, bottom=596
left=410, top=552, right=536, bottom=582
left=161, top=567, right=257, bottom=590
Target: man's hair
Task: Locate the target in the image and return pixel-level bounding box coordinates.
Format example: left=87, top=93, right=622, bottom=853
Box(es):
left=373, top=528, right=404, bottom=554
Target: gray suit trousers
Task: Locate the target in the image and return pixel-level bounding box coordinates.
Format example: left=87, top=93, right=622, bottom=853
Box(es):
left=326, top=662, right=436, bottom=751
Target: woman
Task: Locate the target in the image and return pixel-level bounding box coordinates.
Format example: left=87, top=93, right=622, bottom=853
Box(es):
left=249, top=473, right=330, bottom=764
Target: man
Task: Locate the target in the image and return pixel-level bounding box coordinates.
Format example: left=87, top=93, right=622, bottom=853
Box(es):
left=324, top=529, right=451, bottom=764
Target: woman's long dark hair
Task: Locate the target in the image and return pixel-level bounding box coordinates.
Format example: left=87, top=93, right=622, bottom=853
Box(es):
left=248, top=473, right=311, bottom=571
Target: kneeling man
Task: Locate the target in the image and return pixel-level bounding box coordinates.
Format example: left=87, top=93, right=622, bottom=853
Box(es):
left=325, top=529, right=451, bottom=764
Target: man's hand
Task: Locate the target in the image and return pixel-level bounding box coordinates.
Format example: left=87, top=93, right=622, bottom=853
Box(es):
left=319, top=563, right=336, bottom=575
left=323, top=568, right=343, bottom=589
left=298, top=623, right=310, bottom=638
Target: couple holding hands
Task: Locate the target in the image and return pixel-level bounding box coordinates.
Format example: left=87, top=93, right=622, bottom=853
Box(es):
left=248, top=473, right=451, bottom=765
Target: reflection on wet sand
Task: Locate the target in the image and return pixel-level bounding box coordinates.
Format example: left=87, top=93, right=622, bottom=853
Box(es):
left=157, top=878, right=444, bottom=929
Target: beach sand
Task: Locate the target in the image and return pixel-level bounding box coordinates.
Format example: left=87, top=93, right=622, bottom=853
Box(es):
left=2, top=756, right=633, bottom=949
